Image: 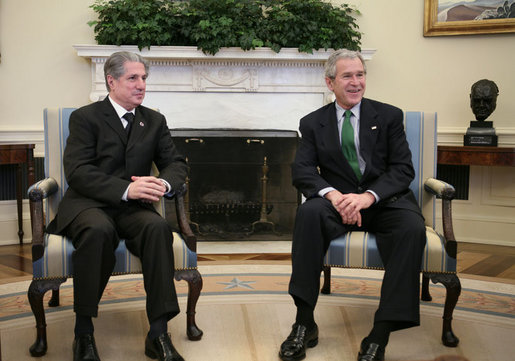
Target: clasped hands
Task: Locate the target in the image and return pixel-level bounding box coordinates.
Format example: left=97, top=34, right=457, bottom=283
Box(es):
left=325, top=190, right=375, bottom=227
left=127, top=176, right=166, bottom=203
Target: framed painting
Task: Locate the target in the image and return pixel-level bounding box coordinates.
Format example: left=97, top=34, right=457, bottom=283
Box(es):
left=424, top=0, right=515, bottom=36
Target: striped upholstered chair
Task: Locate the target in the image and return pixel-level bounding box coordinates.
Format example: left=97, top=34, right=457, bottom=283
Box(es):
left=27, top=108, right=203, bottom=357
left=322, top=112, right=461, bottom=347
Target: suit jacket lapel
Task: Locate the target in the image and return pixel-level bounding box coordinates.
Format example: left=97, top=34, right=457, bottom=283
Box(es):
left=100, top=97, right=128, bottom=145
left=320, top=104, right=340, bottom=149
left=359, top=98, right=380, bottom=178
left=319, top=104, right=345, bottom=163
left=127, top=107, right=147, bottom=148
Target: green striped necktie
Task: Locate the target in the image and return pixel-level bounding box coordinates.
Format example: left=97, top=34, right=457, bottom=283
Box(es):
left=341, top=110, right=361, bottom=180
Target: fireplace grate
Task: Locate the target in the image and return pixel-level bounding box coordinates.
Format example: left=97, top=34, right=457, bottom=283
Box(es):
left=170, top=128, right=299, bottom=241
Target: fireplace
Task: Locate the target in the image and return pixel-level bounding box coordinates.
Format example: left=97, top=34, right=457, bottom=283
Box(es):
left=170, top=129, right=299, bottom=241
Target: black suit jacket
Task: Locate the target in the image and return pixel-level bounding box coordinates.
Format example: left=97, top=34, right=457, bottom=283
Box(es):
left=292, top=98, right=420, bottom=214
left=49, top=97, right=187, bottom=234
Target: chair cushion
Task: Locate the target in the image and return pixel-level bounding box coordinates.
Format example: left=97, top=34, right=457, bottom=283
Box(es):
left=323, top=227, right=456, bottom=273
left=33, top=232, right=197, bottom=279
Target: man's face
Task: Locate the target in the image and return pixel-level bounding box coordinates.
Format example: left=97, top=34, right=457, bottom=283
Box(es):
left=325, top=57, right=366, bottom=110
left=470, top=85, right=497, bottom=121
left=107, top=61, right=147, bottom=111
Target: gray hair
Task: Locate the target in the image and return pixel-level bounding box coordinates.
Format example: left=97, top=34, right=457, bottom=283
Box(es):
left=104, top=51, right=149, bottom=91
left=324, top=49, right=366, bottom=79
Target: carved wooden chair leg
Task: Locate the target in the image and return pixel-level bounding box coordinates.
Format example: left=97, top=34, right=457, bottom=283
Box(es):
left=48, top=289, right=61, bottom=307
left=175, top=269, right=203, bottom=341
left=320, top=266, right=332, bottom=294
left=428, top=273, right=461, bottom=347
left=27, top=278, right=66, bottom=357
left=421, top=273, right=432, bottom=301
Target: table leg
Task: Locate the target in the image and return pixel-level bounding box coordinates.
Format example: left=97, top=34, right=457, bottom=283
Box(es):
left=27, top=147, right=35, bottom=232
left=16, top=164, right=23, bottom=244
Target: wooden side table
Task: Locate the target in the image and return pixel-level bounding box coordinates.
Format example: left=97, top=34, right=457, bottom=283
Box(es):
left=0, top=144, right=35, bottom=244
left=437, top=145, right=515, bottom=167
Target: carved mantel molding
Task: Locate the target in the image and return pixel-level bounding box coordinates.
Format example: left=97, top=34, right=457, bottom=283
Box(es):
left=73, top=45, right=376, bottom=130
left=74, top=45, right=375, bottom=98
left=74, top=44, right=375, bottom=61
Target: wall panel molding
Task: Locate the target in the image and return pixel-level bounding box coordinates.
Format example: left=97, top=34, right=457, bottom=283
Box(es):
left=0, top=129, right=45, bottom=156
left=3, top=127, right=514, bottom=153
left=481, top=166, right=515, bottom=207
left=438, top=126, right=515, bottom=146
left=0, top=200, right=31, bottom=245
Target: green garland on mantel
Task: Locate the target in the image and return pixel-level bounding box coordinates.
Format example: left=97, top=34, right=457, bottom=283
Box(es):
left=88, top=0, right=362, bottom=55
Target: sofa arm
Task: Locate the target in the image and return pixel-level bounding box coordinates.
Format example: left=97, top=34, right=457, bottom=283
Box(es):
left=424, top=178, right=455, bottom=200
left=424, top=177, right=457, bottom=259
left=174, top=192, right=197, bottom=252
left=28, top=177, right=58, bottom=261
left=28, top=177, right=59, bottom=202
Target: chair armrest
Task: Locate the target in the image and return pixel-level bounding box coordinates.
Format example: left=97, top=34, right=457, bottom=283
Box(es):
left=174, top=191, right=197, bottom=252
left=28, top=178, right=58, bottom=261
left=424, top=177, right=457, bottom=259
left=163, top=183, right=187, bottom=200
left=424, top=178, right=455, bottom=200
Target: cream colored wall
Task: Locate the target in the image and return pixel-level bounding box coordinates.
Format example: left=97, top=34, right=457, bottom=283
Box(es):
left=0, top=0, right=94, bottom=137
left=0, top=0, right=514, bottom=245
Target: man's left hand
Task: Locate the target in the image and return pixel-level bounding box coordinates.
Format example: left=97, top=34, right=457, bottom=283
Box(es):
left=127, top=176, right=166, bottom=203
left=335, top=192, right=375, bottom=227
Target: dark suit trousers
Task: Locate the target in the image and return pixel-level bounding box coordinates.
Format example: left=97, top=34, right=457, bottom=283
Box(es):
left=65, top=202, right=180, bottom=323
left=288, top=197, right=426, bottom=329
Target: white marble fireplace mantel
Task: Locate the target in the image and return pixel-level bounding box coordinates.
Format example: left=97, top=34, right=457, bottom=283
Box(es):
left=74, top=45, right=375, bottom=131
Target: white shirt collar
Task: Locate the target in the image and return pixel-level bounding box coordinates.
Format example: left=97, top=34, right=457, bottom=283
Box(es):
left=335, top=101, right=361, bottom=122
left=108, top=96, right=135, bottom=120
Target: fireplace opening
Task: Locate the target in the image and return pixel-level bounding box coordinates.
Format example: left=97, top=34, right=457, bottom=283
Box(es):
left=168, top=129, right=299, bottom=241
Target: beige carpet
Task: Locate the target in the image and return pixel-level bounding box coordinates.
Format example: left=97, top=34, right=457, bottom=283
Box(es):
left=1, top=265, right=514, bottom=361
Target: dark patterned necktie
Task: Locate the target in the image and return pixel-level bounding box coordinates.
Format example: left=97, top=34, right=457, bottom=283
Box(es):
left=123, top=112, right=135, bottom=135
left=341, top=110, right=361, bottom=180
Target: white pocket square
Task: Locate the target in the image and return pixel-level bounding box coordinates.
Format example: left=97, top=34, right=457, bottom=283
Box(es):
left=371, top=126, right=377, bottom=130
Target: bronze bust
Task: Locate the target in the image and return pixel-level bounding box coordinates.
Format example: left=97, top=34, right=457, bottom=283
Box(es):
left=464, top=79, right=499, bottom=146
left=470, top=79, right=499, bottom=121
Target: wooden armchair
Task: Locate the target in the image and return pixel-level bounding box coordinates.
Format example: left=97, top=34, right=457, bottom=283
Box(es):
left=27, top=108, right=203, bottom=357
left=322, top=112, right=461, bottom=347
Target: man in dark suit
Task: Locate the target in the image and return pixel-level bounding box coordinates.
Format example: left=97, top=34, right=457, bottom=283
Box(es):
left=48, top=51, right=187, bottom=361
left=278, top=49, right=426, bottom=361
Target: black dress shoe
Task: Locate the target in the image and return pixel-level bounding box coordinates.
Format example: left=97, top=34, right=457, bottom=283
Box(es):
left=357, top=338, right=385, bottom=361
left=73, top=334, right=100, bottom=361
left=279, top=323, right=319, bottom=361
left=145, top=332, right=185, bottom=361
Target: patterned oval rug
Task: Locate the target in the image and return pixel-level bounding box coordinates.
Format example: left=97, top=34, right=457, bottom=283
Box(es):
left=1, top=265, right=514, bottom=360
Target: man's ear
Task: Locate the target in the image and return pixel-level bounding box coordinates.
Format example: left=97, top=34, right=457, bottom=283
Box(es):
left=107, top=74, right=115, bottom=90
left=325, top=77, right=334, bottom=92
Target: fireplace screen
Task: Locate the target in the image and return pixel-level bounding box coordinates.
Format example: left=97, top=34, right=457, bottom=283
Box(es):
left=168, top=129, right=299, bottom=241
